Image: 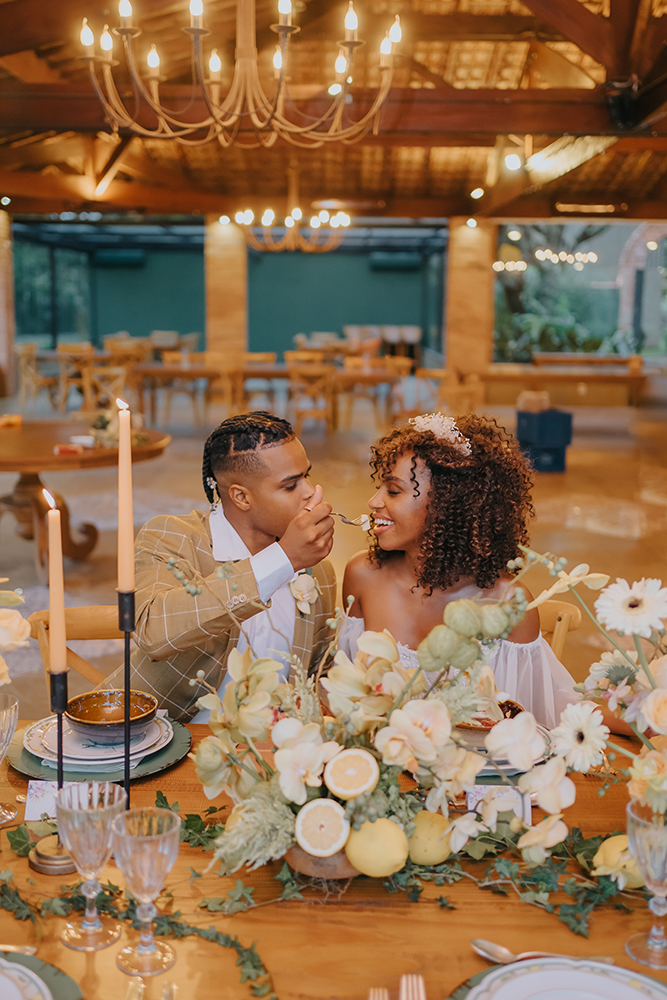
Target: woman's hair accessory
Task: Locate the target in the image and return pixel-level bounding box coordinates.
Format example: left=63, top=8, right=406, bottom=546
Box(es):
left=408, top=412, right=472, bottom=455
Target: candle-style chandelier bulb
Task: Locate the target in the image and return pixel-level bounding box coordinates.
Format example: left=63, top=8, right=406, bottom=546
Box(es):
left=80, top=18, right=94, bottom=48
left=100, top=25, right=113, bottom=51
left=344, top=2, right=358, bottom=31
left=291, top=207, right=302, bottom=220
left=319, top=210, right=330, bottom=223
left=310, top=216, right=321, bottom=229
left=190, top=0, right=204, bottom=16
left=380, top=35, right=391, bottom=54
left=389, top=15, right=402, bottom=43
left=119, top=0, right=132, bottom=20
left=278, top=0, right=292, bottom=14
left=330, top=215, right=341, bottom=228
left=209, top=48, right=221, bottom=73
left=147, top=44, right=160, bottom=69
left=261, top=209, right=275, bottom=226
left=334, top=53, right=347, bottom=75
left=285, top=216, right=295, bottom=228
left=273, top=46, right=282, bottom=71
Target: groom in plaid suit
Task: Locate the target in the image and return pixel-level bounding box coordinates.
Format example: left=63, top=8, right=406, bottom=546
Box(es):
left=104, top=412, right=336, bottom=722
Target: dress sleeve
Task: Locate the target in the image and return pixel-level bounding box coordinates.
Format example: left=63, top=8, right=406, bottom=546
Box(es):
left=487, top=634, right=578, bottom=730
left=337, top=616, right=366, bottom=660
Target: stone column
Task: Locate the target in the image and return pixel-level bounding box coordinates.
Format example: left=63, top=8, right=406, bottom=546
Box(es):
left=204, top=216, right=247, bottom=355
left=444, top=218, right=497, bottom=375
left=0, top=210, right=16, bottom=396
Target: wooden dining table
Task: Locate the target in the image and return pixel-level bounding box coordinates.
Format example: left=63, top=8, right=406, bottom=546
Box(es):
left=0, top=729, right=664, bottom=1000
left=0, top=422, right=170, bottom=581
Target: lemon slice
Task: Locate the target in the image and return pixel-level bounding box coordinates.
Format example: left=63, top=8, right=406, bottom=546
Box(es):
left=295, top=798, right=351, bottom=857
left=323, top=748, right=380, bottom=801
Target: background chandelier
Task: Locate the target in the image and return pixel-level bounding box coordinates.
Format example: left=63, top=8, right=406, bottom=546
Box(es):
left=222, top=162, right=351, bottom=252
left=80, top=0, right=402, bottom=148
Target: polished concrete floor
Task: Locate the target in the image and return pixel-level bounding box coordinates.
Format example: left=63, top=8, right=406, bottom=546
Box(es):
left=2, top=386, right=667, bottom=719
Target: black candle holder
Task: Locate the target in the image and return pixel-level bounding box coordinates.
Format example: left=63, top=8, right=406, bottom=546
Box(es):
left=118, top=590, right=136, bottom=807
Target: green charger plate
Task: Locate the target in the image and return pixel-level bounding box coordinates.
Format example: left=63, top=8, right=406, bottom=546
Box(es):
left=7, top=719, right=192, bottom=782
left=449, top=964, right=501, bottom=1000
left=1, top=952, right=83, bottom=1000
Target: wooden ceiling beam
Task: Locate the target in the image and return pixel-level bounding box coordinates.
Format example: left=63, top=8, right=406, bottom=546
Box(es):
left=0, top=83, right=616, bottom=137
left=521, top=41, right=597, bottom=90
left=518, top=0, right=615, bottom=72
left=94, top=135, right=134, bottom=197
left=293, top=12, right=569, bottom=43
left=0, top=51, right=63, bottom=84
left=396, top=56, right=455, bottom=91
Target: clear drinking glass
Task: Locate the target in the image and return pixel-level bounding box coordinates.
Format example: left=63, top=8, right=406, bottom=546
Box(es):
left=626, top=799, right=667, bottom=968
left=55, top=781, right=127, bottom=951
left=0, top=694, right=19, bottom=824
left=112, top=806, right=182, bottom=977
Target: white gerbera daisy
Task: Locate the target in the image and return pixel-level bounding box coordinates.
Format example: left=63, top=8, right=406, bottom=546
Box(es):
left=595, top=578, right=667, bottom=638
left=550, top=701, right=609, bottom=772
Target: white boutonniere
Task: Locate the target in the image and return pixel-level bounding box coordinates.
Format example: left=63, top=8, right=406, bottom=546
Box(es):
left=290, top=570, right=322, bottom=616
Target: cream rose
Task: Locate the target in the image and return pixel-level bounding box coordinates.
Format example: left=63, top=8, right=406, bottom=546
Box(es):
left=0, top=609, right=30, bottom=652
left=639, top=688, right=667, bottom=735
left=290, top=572, right=320, bottom=615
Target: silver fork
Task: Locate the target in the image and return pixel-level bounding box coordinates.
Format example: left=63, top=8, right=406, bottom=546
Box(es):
left=369, top=989, right=390, bottom=1000
left=331, top=511, right=370, bottom=528
left=399, top=973, right=427, bottom=1000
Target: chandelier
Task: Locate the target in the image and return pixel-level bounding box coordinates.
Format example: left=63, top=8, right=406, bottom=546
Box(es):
left=80, top=0, right=402, bottom=148
left=223, top=161, right=351, bottom=252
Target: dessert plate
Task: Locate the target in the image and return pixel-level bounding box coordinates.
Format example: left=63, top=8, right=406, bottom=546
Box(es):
left=0, top=954, right=54, bottom=1000
left=461, top=958, right=667, bottom=1000
left=23, top=716, right=167, bottom=762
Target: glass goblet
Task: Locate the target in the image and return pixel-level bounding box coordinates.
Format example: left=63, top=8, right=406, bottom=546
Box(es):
left=55, top=781, right=127, bottom=951
left=0, top=694, right=19, bottom=824
left=112, top=806, right=182, bottom=977
left=626, top=799, right=667, bottom=968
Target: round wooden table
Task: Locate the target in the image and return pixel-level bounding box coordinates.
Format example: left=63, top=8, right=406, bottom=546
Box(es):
left=0, top=421, right=170, bottom=579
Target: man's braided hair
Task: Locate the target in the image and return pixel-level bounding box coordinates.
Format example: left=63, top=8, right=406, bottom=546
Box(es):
left=202, top=411, right=294, bottom=503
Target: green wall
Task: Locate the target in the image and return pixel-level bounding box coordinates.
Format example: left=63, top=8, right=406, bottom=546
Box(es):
left=91, top=251, right=205, bottom=343
left=247, top=252, right=430, bottom=354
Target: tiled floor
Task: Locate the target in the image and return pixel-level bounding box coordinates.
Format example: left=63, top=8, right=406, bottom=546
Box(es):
left=2, top=387, right=667, bottom=719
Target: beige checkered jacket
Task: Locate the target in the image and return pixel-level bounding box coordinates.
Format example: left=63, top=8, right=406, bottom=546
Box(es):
left=103, top=510, right=337, bottom=722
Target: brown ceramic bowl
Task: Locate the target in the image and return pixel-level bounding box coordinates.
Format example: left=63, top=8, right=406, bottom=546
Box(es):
left=65, top=689, right=158, bottom=745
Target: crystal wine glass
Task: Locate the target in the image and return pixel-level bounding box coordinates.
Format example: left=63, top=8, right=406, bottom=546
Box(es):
left=626, top=799, right=667, bottom=968
left=0, top=694, right=19, bottom=824
left=112, top=806, right=182, bottom=977
left=55, top=781, right=127, bottom=951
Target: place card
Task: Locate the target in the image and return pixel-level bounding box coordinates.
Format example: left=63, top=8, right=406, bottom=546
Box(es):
left=466, top=784, right=532, bottom=825
left=24, top=780, right=76, bottom=821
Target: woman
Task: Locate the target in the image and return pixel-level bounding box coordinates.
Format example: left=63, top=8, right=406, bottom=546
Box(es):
left=341, top=412, right=576, bottom=729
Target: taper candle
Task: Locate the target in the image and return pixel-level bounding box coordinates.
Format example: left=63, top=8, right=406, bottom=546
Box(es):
left=117, top=399, right=135, bottom=592
left=43, top=490, right=67, bottom=673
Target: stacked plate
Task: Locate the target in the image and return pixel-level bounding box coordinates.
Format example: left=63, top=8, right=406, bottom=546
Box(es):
left=455, top=723, right=551, bottom=777
left=23, top=715, right=174, bottom=774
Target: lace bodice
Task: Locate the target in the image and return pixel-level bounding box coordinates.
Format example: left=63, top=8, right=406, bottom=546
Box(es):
left=337, top=617, right=577, bottom=730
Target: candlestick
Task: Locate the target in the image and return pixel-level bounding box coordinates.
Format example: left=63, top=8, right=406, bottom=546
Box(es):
left=344, top=1, right=358, bottom=42
left=278, top=0, right=292, bottom=27
left=119, top=0, right=133, bottom=28
left=44, top=491, right=67, bottom=674
left=116, top=400, right=135, bottom=592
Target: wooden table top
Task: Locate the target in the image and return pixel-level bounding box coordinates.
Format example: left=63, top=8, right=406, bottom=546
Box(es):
left=0, top=422, right=171, bottom=473
left=0, top=727, right=663, bottom=1000
left=532, top=354, right=642, bottom=368
left=481, top=364, right=646, bottom=384
left=35, top=351, right=112, bottom=363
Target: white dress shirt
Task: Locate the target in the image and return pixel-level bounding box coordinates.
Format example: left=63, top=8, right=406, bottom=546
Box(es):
left=191, top=505, right=297, bottom=722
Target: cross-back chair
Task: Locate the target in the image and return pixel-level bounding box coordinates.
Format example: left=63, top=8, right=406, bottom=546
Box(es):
left=28, top=606, right=123, bottom=697
left=537, top=600, right=582, bottom=661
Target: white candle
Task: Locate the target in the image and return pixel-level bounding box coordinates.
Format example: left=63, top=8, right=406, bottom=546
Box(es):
left=44, top=491, right=67, bottom=674
left=117, top=401, right=135, bottom=592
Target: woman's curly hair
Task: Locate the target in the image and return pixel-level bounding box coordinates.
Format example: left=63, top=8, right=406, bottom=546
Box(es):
left=369, top=414, right=534, bottom=593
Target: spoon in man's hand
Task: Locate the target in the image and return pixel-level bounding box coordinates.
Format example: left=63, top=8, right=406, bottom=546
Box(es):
left=331, top=512, right=371, bottom=529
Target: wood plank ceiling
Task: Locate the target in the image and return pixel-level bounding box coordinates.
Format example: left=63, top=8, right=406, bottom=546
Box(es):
left=0, top=0, right=667, bottom=219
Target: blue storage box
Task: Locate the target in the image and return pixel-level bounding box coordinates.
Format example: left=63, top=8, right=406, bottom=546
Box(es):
left=522, top=444, right=567, bottom=473
left=516, top=409, right=573, bottom=449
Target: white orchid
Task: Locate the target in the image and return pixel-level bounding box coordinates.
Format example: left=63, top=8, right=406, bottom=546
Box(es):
left=485, top=712, right=547, bottom=772
left=518, top=757, right=576, bottom=814
left=271, top=717, right=322, bottom=749
left=479, top=789, right=522, bottom=832
left=402, top=698, right=452, bottom=750
left=290, top=572, right=321, bottom=615
left=0, top=608, right=30, bottom=653
left=518, top=813, right=568, bottom=865
left=374, top=708, right=439, bottom=771
left=527, top=564, right=609, bottom=609
left=446, top=812, right=486, bottom=853
left=189, top=732, right=259, bottom=802
left=274, top=741, right=326, bottom=805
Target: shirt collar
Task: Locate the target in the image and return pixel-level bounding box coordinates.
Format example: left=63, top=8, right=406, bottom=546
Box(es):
left=209, top=504, right=252, bottom=562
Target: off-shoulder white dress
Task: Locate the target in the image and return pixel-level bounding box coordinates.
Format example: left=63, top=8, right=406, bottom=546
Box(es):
left=338, top=617, right=577, bottom=730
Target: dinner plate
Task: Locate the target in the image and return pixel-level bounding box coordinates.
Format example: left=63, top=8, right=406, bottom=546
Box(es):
left=33, top=716, right=165, bottom=760
left=456, top=724, right=551, bottom=769
left=39, top=717, right=172, bottom=763
left=451, top=959, right=667, bottom=1000
left=0, top=954, right=54, bottom=1000
left=8, top=719, right=192, bottom=783
left=0, top=954, right=82, bottom=1000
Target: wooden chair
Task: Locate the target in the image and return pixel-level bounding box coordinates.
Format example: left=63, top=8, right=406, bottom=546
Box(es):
left=340, top=356, right=392, bottom=429
left=203, top=350, right=236, bottom=417
left=82, top=364, right=128, bottom=412
left=384, top=356, right=414, bottom=425
left=241, top=352, right=278, bottom=410
left=161, top=350, right=207, bottom=425
left=414, top=368, right=482, bottom=414
left=28, top=606, right=123, bottom=697
left=288, top=364, right=335, bottom=435
left=284, top=350, right=326, bottom=365
left=538, top=600, right=582, bottom=661
left=16, top=343, right=59, bottom=412
left=56, top=343, right=95, bottom=411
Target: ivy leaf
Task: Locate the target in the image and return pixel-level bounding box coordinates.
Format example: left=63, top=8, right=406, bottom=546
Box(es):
left=406, top=883, right=423, bottom=903
left=223, top=881, right=256, bottom=915
left=0, top=869, right=13, bottom=882
left=155, top=790, right=180, bottom=813
left=463, top=839, right=490, bottom=861
left=6, top=825, right=31, bottom=857
left=437, top=896, right=455, bottom=910
left=200, top=897, right=227, bottom=912
left=558, top=901, right=594, bottom=937
left=181, top=819, right=225, bottom=850
left=493, top=858, right=520, bottom=880
left=41, top=897, right=71, bottom=916
left=189, top=867, right=203, bottom=884
left=275, top=864, right=303, bottom=901
left=0, top=882, right=34, bottom=922
left=235, top=941, right=268, bottom=982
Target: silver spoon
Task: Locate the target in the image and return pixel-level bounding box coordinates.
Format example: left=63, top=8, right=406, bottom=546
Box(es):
left=471, top=939, right=614, bottom=965
left=331, top=512, right=371, bottom=529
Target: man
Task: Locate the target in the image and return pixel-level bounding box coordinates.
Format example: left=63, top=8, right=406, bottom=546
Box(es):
left=104, top=411, right=335, bottom=721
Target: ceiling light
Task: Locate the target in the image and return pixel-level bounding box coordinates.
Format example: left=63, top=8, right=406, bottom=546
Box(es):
left=328, top=83, right=342, bottom=95
left=466, top=218, right=477, bottom=228
left=558, top=251, right=567, bottom=261
left=535, top=250, right=545, bottom=260
left=470, top=187, right=484, bottom=200
left=261, top=210, right=275, bottom=227
left=492, top=261, right=504, bottom=271
left=218, top=215, right=230, bottom=225
left=588, top=252, right=598, bottom=262
left=555, top=203, right=617, bottom=214
left=504, top=154, right=522, bottom=171
left=291, top=207, right=302, bottom=220
left=388, top=15, right=402, bottom=43
left=573, top=262, right=584, bottom=271
left=0, top=197, right=10, bottom=206
left=507, top=230, right=521, bottom=241
left=647, top=240, right=658, bottom=251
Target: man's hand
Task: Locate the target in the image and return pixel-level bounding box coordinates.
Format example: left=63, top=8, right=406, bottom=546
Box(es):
left=279, top=485, right=334, bottom=571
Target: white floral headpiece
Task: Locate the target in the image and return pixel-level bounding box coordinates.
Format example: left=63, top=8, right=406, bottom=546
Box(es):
left=408, top=412, right=472, bottom=456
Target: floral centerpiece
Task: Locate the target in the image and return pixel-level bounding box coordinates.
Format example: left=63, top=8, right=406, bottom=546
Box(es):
left=0, top=576, right=29, bottom=685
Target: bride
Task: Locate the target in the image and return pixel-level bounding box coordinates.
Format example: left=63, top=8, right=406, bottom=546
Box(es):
left=340, top=412, right=577, bottom=730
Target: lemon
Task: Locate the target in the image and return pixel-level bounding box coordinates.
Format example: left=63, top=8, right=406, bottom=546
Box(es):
left=295, top=798, right=351, bottom=858
left=408, top=810, right=452, bottom=866
left=345, top=818, right=409, bottom=877
left=225, top=806, right=242, bottom=831
left=324, top=748, right=380, bottom=801
left=593, top=834, right=644, bottom=889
